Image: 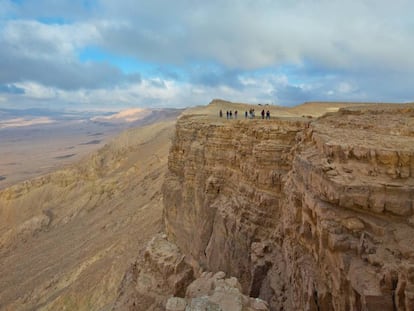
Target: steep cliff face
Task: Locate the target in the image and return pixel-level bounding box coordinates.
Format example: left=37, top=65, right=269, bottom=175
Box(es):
left=282, top=106, right=414, bottom=310
left=163, top=114, right=307, bottom=300
left=163, top=104, right=414, bottom=310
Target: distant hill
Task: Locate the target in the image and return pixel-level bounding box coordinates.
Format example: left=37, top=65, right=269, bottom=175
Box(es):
left=0, top=108, right=183, bottom=188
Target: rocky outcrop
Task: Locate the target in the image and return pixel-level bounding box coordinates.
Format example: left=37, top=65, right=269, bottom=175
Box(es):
left=163, top=104, right=414, bottom=310
left=113, top=233, right=268, bottom=311
left=112, top=234, right=194, bottom=310
left=167, top=271, right=269, bottom=311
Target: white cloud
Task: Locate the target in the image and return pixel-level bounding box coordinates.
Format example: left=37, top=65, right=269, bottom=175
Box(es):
left=2, top=20, right=100, bottom=60
left=4, top=1, right=414, bottom=73
left=92, top=1, right=414, bottom=71
left=15, top=82, right=58, bottom=99
left=337, top=82, right=355, bottom=94
left=0, top=19, right=141, bottom=90
left=1, top=0, right=414, bottom=109
left=6, top=75, right=277, bottom=109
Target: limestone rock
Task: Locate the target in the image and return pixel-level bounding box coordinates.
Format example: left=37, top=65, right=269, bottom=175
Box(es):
left=163, top=103, right=414, bottom=310
left=166, top=297, right=187, bottom=311
left=170, top=271, right=269, bottom=311
left=163, top=115, right=304, bottom=295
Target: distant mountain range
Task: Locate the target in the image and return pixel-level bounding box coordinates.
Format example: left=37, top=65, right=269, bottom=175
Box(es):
left=0, top=107, right=183, bottom=129
left=0, top=107, right=183, bottom=188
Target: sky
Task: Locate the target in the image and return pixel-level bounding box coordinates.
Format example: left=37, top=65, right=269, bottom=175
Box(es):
left=0, top=0, right=413, bottom=111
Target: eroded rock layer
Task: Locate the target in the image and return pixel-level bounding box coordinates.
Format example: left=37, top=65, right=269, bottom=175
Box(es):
left=283, top=106, right=414, bottom=310
left=163, top=104, right=414, bottom=310
left=164, top=115, right=305, bottom=291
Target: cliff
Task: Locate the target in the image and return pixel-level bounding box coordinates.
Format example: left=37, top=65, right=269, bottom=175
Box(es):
left=161, top=103, right=414, bottom=310
left=163, top=114, right=304, bottom=291
left=4, top=100, right=412, bottom=310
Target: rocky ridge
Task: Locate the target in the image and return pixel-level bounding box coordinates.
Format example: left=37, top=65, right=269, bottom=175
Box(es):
left=0, top=119, right=178, bottom=311
left=157, top=102, right=414, bottom=310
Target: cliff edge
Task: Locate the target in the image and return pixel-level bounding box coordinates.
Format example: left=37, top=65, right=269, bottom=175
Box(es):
left=160, top=102, right=414, bottom=310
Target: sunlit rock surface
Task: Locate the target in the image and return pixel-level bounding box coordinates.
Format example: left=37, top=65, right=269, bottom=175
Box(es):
left=162, top=102, right=414, bottom=310
left=3, top=100, right=414, bottom=310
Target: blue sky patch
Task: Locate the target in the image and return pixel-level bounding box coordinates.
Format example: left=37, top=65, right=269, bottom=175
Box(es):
left=0, top=84, right=25, bottom=94
left=36, top=17, right=70, bottom=25
left=79, top=46, right=158, bottom=76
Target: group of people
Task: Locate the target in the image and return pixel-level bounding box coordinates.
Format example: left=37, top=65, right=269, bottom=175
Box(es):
left=220, top=110, right=239, bottom=119
left=261, top=109, right=271, bottom=119
left=219, top=108, right=271, bottom=119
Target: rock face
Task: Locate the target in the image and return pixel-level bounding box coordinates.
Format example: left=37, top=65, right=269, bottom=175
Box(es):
left=163, top=104, right=414, bottom=310
left=164, top=115, right=304, bottom=290
left=282, top=106, right=414, bottom=310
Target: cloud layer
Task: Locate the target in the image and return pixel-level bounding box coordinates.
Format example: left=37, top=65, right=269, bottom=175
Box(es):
left=1, top=0, right=413, bottom=110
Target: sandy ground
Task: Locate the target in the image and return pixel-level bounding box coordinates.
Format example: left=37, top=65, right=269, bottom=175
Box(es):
left=185, top=99, right=361, bottom=118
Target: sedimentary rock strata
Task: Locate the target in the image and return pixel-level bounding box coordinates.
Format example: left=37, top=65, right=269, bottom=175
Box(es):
left=282, top=106, right=414, bottom=310
left=163, top=115, right=305, bottom=293
left=162, top=104, right=414, bottom=310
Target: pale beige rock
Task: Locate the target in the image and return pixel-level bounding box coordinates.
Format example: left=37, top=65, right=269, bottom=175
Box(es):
left=112, top=234, right=194, bottom=310
left=341, top=217, right=365, bottom=231
left=163, top=101, right=414, bottom=310
left=174, top=270, right=269, bottom=311
left=166, top=297, right=187, bottom=311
